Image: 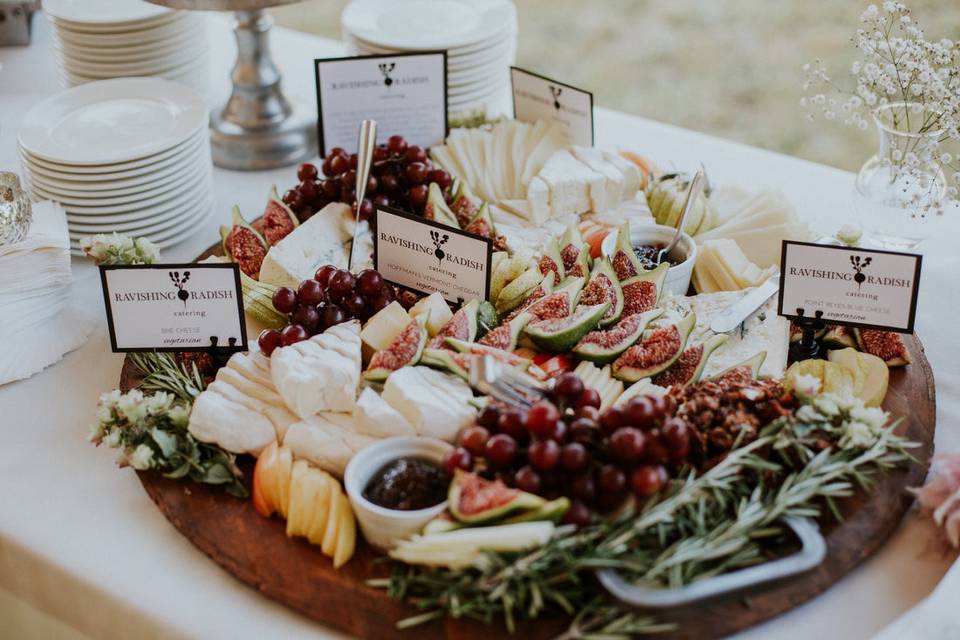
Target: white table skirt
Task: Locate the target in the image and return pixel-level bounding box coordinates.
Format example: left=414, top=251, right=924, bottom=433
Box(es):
left=0, top=13, right=957, bottom=640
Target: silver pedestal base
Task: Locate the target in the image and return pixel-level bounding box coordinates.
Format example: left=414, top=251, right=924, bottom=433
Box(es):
left=210, top=100, right=316, bottom=171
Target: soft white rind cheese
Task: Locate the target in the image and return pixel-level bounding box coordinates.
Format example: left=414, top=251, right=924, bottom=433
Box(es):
left=354, top=387, right=416, bottom=438
left=382, top=366, right=475, bottom=441
left=283, top=413, right=377, bottom=477
left=189, top=389, right=276, bottom=456
left=258, top=202, right=352, bottom=289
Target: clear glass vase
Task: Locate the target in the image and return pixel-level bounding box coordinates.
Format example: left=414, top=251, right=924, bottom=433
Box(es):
left=853, top=101, right=947, bottom=250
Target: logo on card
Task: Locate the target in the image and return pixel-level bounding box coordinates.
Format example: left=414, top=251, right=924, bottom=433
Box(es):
left=850, top=255, right=872, bottom=289
left=429, top=229, right=450, bottom=267
left=168, top=271, right=191, bottom=306
left=549, top=85, right=563, bottom=111
left=378, top=62, right=396, bottom=88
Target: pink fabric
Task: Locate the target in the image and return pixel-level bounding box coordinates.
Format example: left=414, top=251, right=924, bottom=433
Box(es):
left=909, top=453, right=960, bottom=547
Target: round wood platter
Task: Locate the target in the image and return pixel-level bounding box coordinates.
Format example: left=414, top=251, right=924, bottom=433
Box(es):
left=120, top=239, right=937, bottom=639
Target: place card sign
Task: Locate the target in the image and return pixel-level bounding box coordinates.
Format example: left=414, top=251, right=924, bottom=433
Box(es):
left=777, top=241, right=922, bottom=333
left=99, top=264, right=247, bottom=352
left=373, top=206, right=492, bottom=304
left=314, top=52, right=448, bottom=156
left=511, top=67, right=594, bottom=146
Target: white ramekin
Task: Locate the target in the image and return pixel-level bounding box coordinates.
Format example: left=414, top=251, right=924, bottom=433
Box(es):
left=344, top=436, right=453, bottom=550
left=601, top=222, right=697, bottom=296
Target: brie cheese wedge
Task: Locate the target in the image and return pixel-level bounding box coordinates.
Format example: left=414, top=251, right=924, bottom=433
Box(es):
left=189, top=388, right=276, bottom=456
left=283, top=413, right=377, bottom=477
left=258, top=202, right=353, bottom=289
left=354, top=387, right=416, bottom=438
left=381, top=366, right=475, bottom=441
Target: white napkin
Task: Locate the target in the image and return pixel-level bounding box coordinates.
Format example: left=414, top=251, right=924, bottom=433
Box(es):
left=0, top=201, right=94, bottom=386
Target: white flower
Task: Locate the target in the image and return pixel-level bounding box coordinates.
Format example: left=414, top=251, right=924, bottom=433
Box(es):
left=941, top=153, right=952, bottom=164
left=129, top=444, right=155, bottom=470
left=88, top=421, right=106, bottom=443
left=144, top=391, right=174, bottom=416
left=850, top=405, right=889, bottom=429
left=841, top=420, right=879, bottom=449
left=793, top=374, right=822, bottom=401
left=862, top=4, right=879, bottom=20
left=168, top=404, right=190, bottom=428
left=115, top=389, right=145, bottom=424
left=102, top=428, right=122, bottom=448
left=814, top=395, right=841, bottom=417
left=837, top=224, right=863, bottom=246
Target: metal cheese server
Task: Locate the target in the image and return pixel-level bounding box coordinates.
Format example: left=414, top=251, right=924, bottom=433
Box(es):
left=709, top=272, right=780, bottom=334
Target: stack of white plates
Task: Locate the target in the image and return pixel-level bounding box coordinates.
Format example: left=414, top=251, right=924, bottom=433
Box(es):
left=342, top=0, right=517, bottom=114
left=45, top=0, right=209, bottom=96
left=17, top=78, right=213, bottom=253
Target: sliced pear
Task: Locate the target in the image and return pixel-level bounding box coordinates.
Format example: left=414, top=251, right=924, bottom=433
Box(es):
left=822, top=361, right=856, bottom=398
left=286, top=460, right=310, bottom=538
left=827, top=348, right=865, bottom=398
left=306, top=470, right=333, bottom=546
left=321, top=487, right=343, bottom=557
left=830, top=348, right=889, bottom=407
left=252, top=441, right=278, bottom=518
left=333, top=491, right=357, bottom=569
left=275, top=444, right=293, bottom=519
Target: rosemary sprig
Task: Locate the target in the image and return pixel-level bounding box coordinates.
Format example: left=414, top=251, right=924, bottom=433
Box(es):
left=129, top=351, right=205, bottom=401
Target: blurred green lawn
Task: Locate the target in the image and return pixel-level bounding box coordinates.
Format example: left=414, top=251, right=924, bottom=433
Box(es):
left=272, top=0, right=960, bottom=172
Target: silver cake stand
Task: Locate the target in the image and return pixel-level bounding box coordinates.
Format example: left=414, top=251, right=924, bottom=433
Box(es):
left=147, top=0, right=316, bottom=170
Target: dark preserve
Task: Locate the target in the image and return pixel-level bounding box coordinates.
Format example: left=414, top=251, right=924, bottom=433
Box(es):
left=363, top=457, right=447, bottom=511
left=633, top=244, right=680, bottom=271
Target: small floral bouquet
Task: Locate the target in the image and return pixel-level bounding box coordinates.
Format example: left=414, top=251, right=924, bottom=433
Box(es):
left=803, top=2, right=960, bottom=214
left=90, top=388, right=247, bottom=497
left=79, top=232, right=160, bottom=265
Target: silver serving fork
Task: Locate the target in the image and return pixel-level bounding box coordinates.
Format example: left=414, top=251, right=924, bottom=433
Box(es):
left=469, top=354, right=548, bottom=409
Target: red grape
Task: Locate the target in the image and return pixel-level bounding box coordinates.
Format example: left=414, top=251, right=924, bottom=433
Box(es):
left=553, top=373, right=584, bottom=403
left=404, top=145, right=428, bottom=163
left=380, top=174, right=400, bottom=195
left=341, top=169, right=357, bottom=189
left=599, top=406, right=623, bottom=435
left=348, top=153, right=358, bottom=169
left=367, top=295, right=390, bottom=314
left=404, top=162, right=428, bottom=185
left=321, top=156, right=336, bottom=177
left=257, top=329, right=282, bottom=356
left=442, top=447, right=473, bottom=474
left=562, top=500, right=593, bottom=527
left=428, top=169, right=452, bottom=189
left=643, top=428, right=670, bottom=463
left=379, top=283, right=396, bottom=301
left=525, top=400, right=558, bottom=439
left=570, top=473, right=596, bottom=502
left=356, top=198, right=374, bottom=220
left=575, top=405, right=601, bottom=422
left=623, top=396, right=658, bottom=430
left=341, top=293, right=366, bottom=317
left=330, top=147, right=347, bottom=157
left=598, top=464, right=626, bottom=494
left=296, top=279, right=325, bottom=306
left=328, top=154, right=349, bottom=176
left=560, top=442, right=589, bottom=472
left=291, top=304, right=320, bottom=333
left=497, top=410, right=526, bottom=440
left=364, top=174, right=378, bottom=194
left=407, top=184, right=429, bottom=208
left=477, top=404, right=500, bottom=430
left=373, top=194, right=391, bottom=207
left=297, top=163, right=318, bottom=182
left=387, top=135, right=408, bottom=155
left=610, top=427, right=647, bottom=464
left=459, top=426, right=490, bottom=456
left=320, top=179, right=340, bottom=199
left=577, top=387, right=602, bottom=410
left=272, top=287, right=297, bottom=314
left=318, top=304, right=346, bottom=329
left=528, top=439, right=561, bottom=472
left=328, top=270, right=356, bottom=298
left=356, top=269, right=384, bottom=296
left=485, top=434, right=518, bottom=467
left=570, top=420, right=600, bottom=446
left=631, top=465, right=668, bottom=497
left=514, top=466, right=542, bottom=494
left=280, top=324, right=309, bottom=346
left=550, top=419, right=569, bottom=443
left=373, top=146, right=389, bottom=161
left=648, top=394, right=668, bottom=419
left=661, top=418, right=689, bottom=452
left=314, top=264, right=337, bottom=287
left=283, top=189, right=303, bottom=209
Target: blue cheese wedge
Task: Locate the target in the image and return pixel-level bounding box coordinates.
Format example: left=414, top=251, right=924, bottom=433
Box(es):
left=258, top=202, right=353, bottom=289
left=382, top=366, right=475, bottom=441
left=270, top=320, right=361, bottom=419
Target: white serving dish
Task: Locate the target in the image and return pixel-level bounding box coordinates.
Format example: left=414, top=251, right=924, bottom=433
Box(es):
left=601, top=222, right=697, bottom=296
left=344, top=436, right=453, bottom=550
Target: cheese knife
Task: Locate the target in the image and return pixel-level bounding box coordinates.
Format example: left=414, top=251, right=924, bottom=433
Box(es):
left=709, top=272, right=780, bottom=334
left=348, top=118, right=377, bottom=270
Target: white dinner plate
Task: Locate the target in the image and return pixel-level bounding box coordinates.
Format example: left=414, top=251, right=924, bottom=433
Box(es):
left=30, top=166, right=210, bottom=216
left=20, top=127, right=206, bottom=173
left=447, top=73, right=505, bottom=99
left=63, top=186, right=212, bottom=233
left=44, top=0, right=171, bottom=26
left=342, top=0, right=513, bottom=50
left=346, top=18, right=514, bottom=57
left=52, top=16, right=199, bottom=47
left=48, top=12, right=179, bottom=36
left=61, top=47, right=207, bottom=76
left=19, top=78, right=207, bottom=165
left=53, top=29, right=205, bottom=64
left=348, top=39, right=512, bottom=73
left=20, top=134, right=207, bottom=182
left=68, top=201, right=212, bottom=253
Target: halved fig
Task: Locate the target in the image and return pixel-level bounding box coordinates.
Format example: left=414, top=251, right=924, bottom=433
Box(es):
left=363, top=315, right=428, bottom=382
left=573, top=309, right=663, bottom=364
left=221, top=206, right=268, bottom=278
left=496, top=267, right=548, bottom=314
left=523, top=302, right=610, bottom=353
left=612, top=313, right=696, bottom=382
left=464, top=203, right=495, bottom=239
left=537, top=236, right=566, bottom=283
left=450, top=179, right=482, bottom=228
left=854, top=328, right=911, bottom=366
left=444, top=339, right=533, bottom=370
left=621, top=261, right=670, bottom=315
left=257, top=186, right=299, bottom=245
left=611, top=221, right=645, bottom=280
left=653, top=333, right=728, bottom=388
left=706, top=351, right=766, bottom=383
left=477, top=312, right=532, bottom=351
left=559, top=223, right=590, bottom=277
left=448, top=470, right=544, bottom=524
left=580, top=258, right=624, bottom=328
left=502, top=271, right=555, bottom=321
left=423, top=182, right=461, bottom=228
left=822, top=324, right=857, bottom=349
left=419, top=348, right=472, bottom=381
left=427, top=299, right=479, bottom=349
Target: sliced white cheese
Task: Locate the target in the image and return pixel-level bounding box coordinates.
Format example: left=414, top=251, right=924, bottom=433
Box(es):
left=189, top=388, right=276, bottom=456
left=573, top=146, right=626, bottom=210
left=354, top=387, right=416, bottom=438
left=601, top=151, right=642, bottom=197
left=537, top=150, right=598, bottom=217
left=207, top=379, right=297, bottom=439
left=713, top=223, right=811, bottom=269
left=382, top=366, right=475, bottom=441
left=271, top=321, right=361, bottom=418
left=258, top=202, right=352, bottom=289
left=283, top=413, right=377, bottom=477
left=521, top=122, right=567, bottom=188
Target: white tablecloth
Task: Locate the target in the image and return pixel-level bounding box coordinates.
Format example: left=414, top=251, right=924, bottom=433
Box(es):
left=0, top=14, right=957, bottom=640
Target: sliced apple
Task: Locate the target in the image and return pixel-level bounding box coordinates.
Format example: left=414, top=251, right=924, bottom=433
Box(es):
left=286, top=460, right=310, bottom=538
left=321, top=488, right=344, bottom=557
left=827, top=348, right=865, bottom=398
left=275, top=445, right=293, bottom=518
left=830, top=348, right=889, bottom=407
left=252, top=441, right=279, bottom=517
left=306, top=470, right=333, bottom=546
left=333, top=492, right=357, bottom=568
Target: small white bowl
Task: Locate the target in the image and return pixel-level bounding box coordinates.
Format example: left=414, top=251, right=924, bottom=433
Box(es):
left=601, top=222, right=697, bottom=296
left=344, top=436, right=453, bottom=550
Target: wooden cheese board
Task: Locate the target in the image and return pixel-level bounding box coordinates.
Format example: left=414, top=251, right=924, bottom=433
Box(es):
left=121, top=337, right=935, bottom=640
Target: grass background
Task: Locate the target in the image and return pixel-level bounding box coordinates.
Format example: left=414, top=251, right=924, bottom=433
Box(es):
left=272, top=0, right=960, bottom=172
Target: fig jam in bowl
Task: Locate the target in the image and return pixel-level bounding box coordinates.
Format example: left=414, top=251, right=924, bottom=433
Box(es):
left=344, top=436, right=453, bottom=550
left=601, top=222, right=697, bottom=296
